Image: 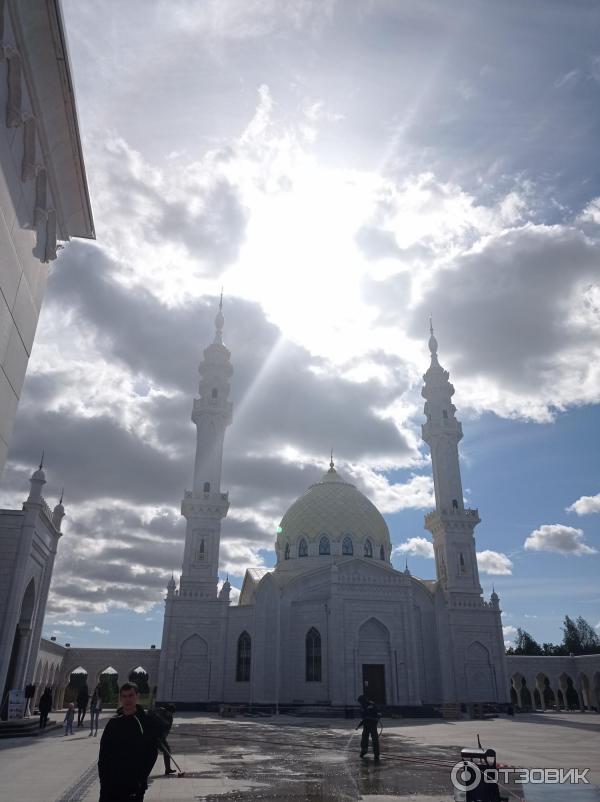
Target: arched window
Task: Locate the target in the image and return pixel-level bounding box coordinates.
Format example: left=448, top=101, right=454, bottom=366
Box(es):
left=442, top=409, right=448, bottom=419
left=203, top=482, right=210, bottom=494
left=211, top=388, right=218, bottom=399
left=298, top=538, right=308, bottom=557
left=364, top=539, right=373, bottom=558
left=319, top=536, right=330, bottom=555
left=284, top=543, right=290, bottom=560
left=305, top=627, right=321, bottom=682
left=342, top=536, right=353, bottom=556
left=459, top=552, right=466, bottom=574
left=379, top=544, right=385, bottom=561
left=452, top=498, right=458, bottom=510
left=236, top=632, right=251, bottom=681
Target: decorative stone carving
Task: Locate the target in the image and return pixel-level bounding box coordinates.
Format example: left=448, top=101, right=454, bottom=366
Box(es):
left=6, top=48, right=22, bottom=127
left=34, top=167, right=47, bottom=224
left=22, top=116, right=36, bottom=180
left=44, top=209, right=57, bottom=262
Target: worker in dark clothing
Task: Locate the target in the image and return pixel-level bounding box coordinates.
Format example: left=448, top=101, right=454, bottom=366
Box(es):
left=357, top=694, right=381, bottom=762
left=77, top=683, right=89, bottom=726
left=98, top=682, right=159, bottom=802
left=148, top=703, right=176, bottom=775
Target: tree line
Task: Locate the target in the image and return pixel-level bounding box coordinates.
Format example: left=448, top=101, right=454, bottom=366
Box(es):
left=506, top=615, right=600, bottom=656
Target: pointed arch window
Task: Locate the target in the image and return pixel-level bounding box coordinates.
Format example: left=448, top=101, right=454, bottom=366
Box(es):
left=203, top=482, right=210, bottom=494
left=459, top=552, right=466, bottom=574
left=298, top=538, right=308, bottom=557
left=236, top=632, right=251, bottom=681
left=197, top=538, right=205, bottom=561
left=211, top=388, right=218, bottom=399
left=379, top=544, right=385, bottom=561
left=364, top=539, right=373, bottom=558
left=284, top=543, right=290, bottom=560
left=342, top=536, right=353, bottom=556
left=318, top=536, right=330, bottom=555
left=305, top=627, right=321, bottom=682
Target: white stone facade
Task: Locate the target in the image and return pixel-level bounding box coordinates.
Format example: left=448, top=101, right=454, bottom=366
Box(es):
left=0, top=0, right=94, bottom=477
left=0, top=464, right=64, bottom=714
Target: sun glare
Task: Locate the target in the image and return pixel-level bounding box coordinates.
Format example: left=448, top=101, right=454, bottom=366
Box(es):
left=227, top=163, right=380, bottom=361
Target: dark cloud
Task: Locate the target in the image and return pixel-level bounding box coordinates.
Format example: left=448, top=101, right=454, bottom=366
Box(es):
left=156, top=180, right=248, bottom=267
left=407, top=225, right=600, bottom=398
left=93, top=139, right=248, bottom=273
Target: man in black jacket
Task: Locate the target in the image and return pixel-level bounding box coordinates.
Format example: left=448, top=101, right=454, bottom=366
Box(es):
left=357, top=694, right=381, bottom=762
left=98, top=683, right=159, bottom=802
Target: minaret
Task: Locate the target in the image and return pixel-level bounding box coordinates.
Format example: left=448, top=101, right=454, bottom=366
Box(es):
left=179, top=296, right=233, bottom=597
left=422, top=322, right=482, bottom=596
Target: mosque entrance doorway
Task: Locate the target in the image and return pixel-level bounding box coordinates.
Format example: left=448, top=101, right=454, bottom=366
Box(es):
left=362, top=664, right=386, bottom=704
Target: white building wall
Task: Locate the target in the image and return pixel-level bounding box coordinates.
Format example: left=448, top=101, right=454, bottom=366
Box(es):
left=221, top=607, right=254, bottom=703
left=0, top=1, right=94, bottom=478
left=0, top=495, right=62, bottom=710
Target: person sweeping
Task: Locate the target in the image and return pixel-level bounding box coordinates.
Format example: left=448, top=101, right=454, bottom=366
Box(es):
left=356, top=694, right=381, bottom=763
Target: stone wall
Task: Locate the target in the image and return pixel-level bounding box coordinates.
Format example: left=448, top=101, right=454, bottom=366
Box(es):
left=506, top=654, right=600, bottom=711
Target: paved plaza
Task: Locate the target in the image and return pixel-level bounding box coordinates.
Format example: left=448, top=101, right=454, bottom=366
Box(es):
left=0, top=712, right=599, bottom=802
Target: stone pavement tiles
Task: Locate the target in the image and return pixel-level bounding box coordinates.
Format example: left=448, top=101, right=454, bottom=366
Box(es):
left=1, top=712, right=599, bottom=802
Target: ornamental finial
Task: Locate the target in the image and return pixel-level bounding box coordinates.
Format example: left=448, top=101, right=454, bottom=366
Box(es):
left=214, top=291, right=225, bottom=344
left=59, top=487, right=64, bottom=505
left=329, top=448, right=334, bottom=470
left=428, top=316, right=438, bottom=357
left=39, top=450, right=45, bottom=470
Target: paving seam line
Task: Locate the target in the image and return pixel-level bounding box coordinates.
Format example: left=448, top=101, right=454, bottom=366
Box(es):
left=54, top=761, right=98, bottom=802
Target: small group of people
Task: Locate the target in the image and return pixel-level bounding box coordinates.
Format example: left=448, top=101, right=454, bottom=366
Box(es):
left=61, top=685, right=103, bottom=736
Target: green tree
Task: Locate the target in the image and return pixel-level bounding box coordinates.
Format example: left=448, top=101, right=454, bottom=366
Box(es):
left=513, top=628, right=543, bottom=655
left=129, top=670, right=149, bottom=694
left=562, top=615, right=600, bottom=655
left=98, top=672, right=119, bottom=705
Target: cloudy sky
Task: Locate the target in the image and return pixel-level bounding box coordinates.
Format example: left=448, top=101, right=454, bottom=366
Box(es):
left=3, top=0, right=600, bottom=654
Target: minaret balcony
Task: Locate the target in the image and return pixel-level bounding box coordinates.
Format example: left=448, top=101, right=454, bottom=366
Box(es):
left=182, top=489, right=230, bottom=518
left=192, top=398, right=233, bottom=423
left=425, top=507, right=480, bottom=528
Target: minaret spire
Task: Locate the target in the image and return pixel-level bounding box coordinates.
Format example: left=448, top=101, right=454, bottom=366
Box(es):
left=214, top=290, right=225, bottom=345
left=179, top=296, right=234, bottom=596
left=421, top=323, right=482, bottom=596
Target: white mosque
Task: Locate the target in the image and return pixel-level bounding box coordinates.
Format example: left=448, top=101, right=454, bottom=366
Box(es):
left=154, top=303, right=508, bottom=709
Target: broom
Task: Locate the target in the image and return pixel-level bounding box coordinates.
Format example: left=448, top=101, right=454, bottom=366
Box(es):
left=159, top=739, right=186, bottom=778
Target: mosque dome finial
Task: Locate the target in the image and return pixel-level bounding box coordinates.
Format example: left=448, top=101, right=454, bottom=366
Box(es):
left=28, top=454, right=47, bottom=502
left=329, top=448, right=334, bottom=471
left=52, top=488, right=66, bottom=531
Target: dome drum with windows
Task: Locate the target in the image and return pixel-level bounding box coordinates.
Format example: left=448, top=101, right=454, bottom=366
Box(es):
left=275, top=460, right=391, bottom=567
